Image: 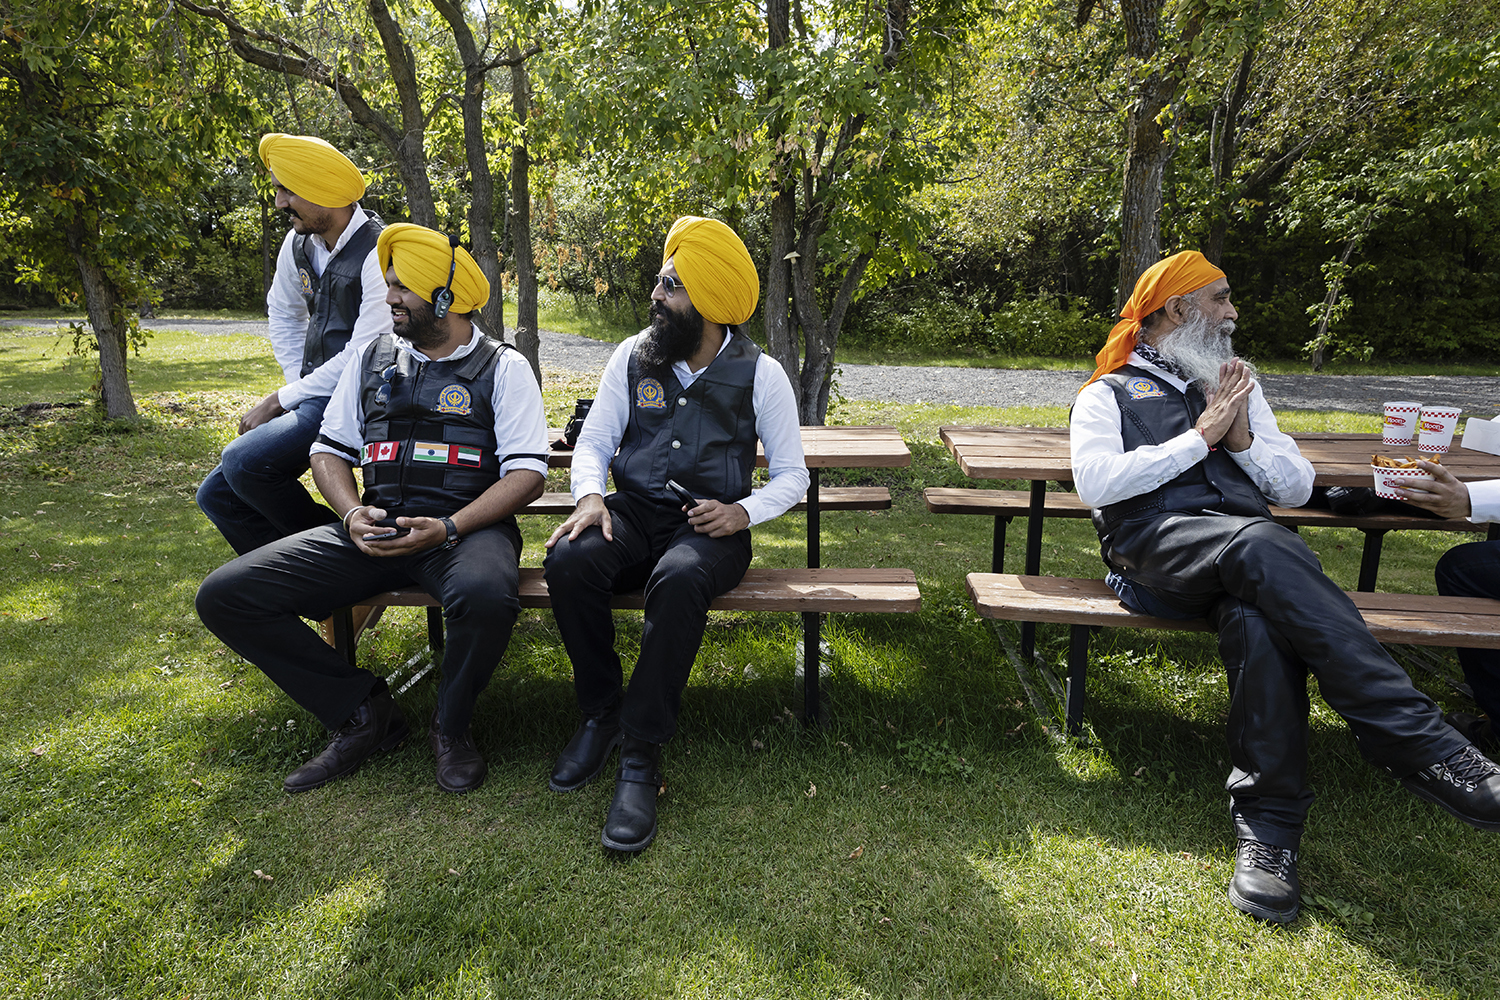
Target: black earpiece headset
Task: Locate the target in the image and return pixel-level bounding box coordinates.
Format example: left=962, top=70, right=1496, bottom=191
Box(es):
left=432, top=234, right=461, bottom=319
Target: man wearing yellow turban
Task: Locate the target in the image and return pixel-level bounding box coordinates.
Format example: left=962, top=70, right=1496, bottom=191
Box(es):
left=1070, top=252, right=1500, bottom=924
left=543, top=216, right=809, bottom=852
left=198, top=224, right=549, bottom=796
left=197, top=133, right=392, bottom=559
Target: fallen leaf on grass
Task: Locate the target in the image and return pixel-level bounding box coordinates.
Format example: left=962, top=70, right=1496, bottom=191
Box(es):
left=30, top=746, right=44, bottom=756
left=1133, top=766, right=1147, bottom=777
left=189, top=778, right=202, bottom=788
left=252, top=870, right=273, bottom=882
left=1005, top=723, right=1025, bottom=736
left=750, top=739, right=765, bottom=751
left=848, top=845, right=864, bottom=859
left=805, top=782, right=817, bottom=798
left=219, top=679, right=237, bottom=689
left=657, top=782, right=666, bottom=798
left=878, top=916, right=892, bottom=926
left=448, top=868, right=460, bottom=875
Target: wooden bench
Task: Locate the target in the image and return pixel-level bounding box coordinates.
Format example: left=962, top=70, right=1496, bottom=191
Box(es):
left=966, top=572, right=1500, bottom=737
left=926, top=487, right=1491, bottom=592
left=334, top=567, right=921, bottom=724
left=525, top=487, right=891, bottom=516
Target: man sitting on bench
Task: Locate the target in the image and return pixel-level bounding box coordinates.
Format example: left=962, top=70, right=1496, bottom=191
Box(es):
left=1070, top=250, right=1500, bottom=923
left=197, top=223, right=547, bottom=795
left=543, top=216, right=808, bottom=853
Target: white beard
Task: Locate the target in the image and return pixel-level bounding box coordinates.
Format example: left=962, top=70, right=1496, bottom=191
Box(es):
left=1153, top=310, right=1252, bottom=392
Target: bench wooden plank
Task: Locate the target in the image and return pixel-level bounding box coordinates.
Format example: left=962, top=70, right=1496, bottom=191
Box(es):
left=524, top=487, right=891, bottom=516
left=966, top=573, right=1500, bottom=648
left=924, top=487, right=1485, bottom=533
left=366, top=567, right=921, bottom=614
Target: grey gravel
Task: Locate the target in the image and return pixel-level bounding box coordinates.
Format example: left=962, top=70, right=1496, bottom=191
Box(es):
left=8, top=316, right=1495, bottom=416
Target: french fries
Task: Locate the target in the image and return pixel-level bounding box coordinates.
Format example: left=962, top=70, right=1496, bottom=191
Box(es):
left=1371, top=454, right=1440, bottom=468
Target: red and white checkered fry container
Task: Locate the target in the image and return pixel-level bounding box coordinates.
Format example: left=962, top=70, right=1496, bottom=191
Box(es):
left=1370, top=464, right=1435, bottom=499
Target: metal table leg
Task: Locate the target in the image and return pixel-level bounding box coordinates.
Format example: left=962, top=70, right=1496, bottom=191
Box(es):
left=1020, top=479, right=1046, bottom=660
left=1357, top=529, right=1388, bottom=592
left=802, top=470, right=821, bottom=726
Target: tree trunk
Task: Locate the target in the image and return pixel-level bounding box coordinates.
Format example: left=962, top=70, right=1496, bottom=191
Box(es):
left=1204, top=46, right=1256, bottom=266
left=366, top=0, right=437, bottom=228
left=1115, top=0, right=1202, bottom=307
left=431, top=0, right=505, bottom=341
left=509, top=50, right=541, bottom=382
left=763, top=0, right=799, bottom=387
left=67, top=219, right=137, bottom=420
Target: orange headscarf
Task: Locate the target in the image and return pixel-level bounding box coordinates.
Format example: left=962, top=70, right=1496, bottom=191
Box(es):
left=1080, top=251, right=1226, bottom=390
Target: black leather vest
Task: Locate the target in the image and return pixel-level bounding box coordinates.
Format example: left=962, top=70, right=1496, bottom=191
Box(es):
left=1092, top=364, right=1271, bottom=538
left=611, top=333, right=761, bottom=504
left=355, top=333, right=508, bottom=518
left=293, top=212, right=384, bottom=378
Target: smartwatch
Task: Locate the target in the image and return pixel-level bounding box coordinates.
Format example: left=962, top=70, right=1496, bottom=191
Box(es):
left=439, top=516, right=461, bottom=550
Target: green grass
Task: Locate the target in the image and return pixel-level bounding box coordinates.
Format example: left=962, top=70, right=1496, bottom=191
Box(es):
left=3, top=329, right=1500, bottom=997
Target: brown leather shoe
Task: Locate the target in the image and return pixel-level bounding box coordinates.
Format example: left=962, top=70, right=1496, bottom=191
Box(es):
left=284, top=688, right=408, bottom=793
left=429, top=712, right=487, bottom=794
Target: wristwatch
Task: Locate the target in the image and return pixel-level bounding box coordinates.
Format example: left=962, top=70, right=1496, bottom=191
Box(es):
left=439, top=516, right=461, bottom=550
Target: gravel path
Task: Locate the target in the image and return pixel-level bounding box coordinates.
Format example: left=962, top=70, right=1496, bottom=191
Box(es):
left=8, top=316, right=1495, bottom=416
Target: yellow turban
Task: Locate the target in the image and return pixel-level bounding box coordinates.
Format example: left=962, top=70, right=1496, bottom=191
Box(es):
left=662, top=216, right=760, bottom=326
left=377, top=223, right=490, bottom=314
left=1080, top=251, right=1226, bottom=390
left=258, top=133, right=365, bottom=209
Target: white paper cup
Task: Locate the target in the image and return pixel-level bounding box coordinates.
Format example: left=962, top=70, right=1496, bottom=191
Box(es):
left=1418, top=405, right=1462, bottom=454
left=1371, top=464, right=1435, bottom=499
left=1382, top=401, right=1420, bottom=446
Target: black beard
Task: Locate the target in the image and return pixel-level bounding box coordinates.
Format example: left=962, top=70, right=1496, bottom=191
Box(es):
left=640, top=300, right=706, bottom=368
left=400, top=299, right=445, bottom=350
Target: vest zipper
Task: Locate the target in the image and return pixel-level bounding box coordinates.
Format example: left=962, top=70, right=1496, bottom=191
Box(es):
left=398, top=359, right=428, bottom=506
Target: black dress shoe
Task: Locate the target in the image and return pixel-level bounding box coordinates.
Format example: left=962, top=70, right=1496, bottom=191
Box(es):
left=1445, top=712, right=1500, bottom=755
left=430, top=712, right=487, bottom=794
left=284, top=688, right=409, bottom=793
left=550, top=702, right=623, bottom=792
left=602, top=737, right=662, bottom=853
left=1400, top=743, right=1500, bottom=831
left=1228, top=838, right=1300, bottom=923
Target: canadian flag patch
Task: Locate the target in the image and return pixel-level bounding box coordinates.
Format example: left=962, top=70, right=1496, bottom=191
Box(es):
left=362, top=441, right=400, bottom=464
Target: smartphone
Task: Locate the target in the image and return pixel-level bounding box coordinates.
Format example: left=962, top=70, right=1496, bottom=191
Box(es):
left=666, top=479, right=698, bottom=510
left=363, top=516, right=412, bottom=540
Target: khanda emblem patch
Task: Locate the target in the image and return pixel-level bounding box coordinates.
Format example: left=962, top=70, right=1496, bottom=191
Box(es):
left=436, top=384, right=472, bottom=415
left=635, top=377, right=666, bottom=408
left=1125, top=376, right=1166, bottom=400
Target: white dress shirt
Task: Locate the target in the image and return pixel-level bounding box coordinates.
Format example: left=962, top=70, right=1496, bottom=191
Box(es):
left=311, top=322, right=550, bottom=481
left=570, top=330, right=810, bottom=526
left=265, top=206, right=393, bottom=410
left=1071, top=351, right=1315, bottom=510
left=1467, top=480, right=1500, bottom=522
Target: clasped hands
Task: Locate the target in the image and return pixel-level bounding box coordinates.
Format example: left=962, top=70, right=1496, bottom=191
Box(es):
left=546, top=492, right=749, bottom=548
left=1195, top=359, right=1255, bottom=451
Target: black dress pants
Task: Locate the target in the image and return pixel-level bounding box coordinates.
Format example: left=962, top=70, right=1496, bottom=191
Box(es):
left=1436, top=538, right=1500, bottom=722
left=1115, top=513, right=1464, bottom=849
left=196, top=521, right=522, bottom=737
left=543, top=490, right=753, bottom=744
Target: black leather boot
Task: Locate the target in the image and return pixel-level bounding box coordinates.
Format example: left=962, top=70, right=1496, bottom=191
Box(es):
left=429, top=711, right=487, bottom=794
left=602, top=736, right=662, bottom=853
left=550, top=700, right=623, bottom=792
left=1228, top=838, right=1300, bottom=923
left=284, top=688, right=409, bottom=793
left=1400, top=743, right=1500, bottom=831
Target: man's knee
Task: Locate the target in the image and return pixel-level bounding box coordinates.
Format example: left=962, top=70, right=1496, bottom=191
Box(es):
left=543, top=529, right=613, bottom=592
left=1436, top=542, right=1498, bottom=599
left=196, top=562, right=248, bottom=632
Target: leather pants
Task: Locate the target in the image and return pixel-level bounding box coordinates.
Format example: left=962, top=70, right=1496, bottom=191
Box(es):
left=1119, top=514, right=1464, bottom=847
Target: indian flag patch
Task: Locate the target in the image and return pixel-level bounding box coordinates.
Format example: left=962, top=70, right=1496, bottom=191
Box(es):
left=412, top=441, right=450, bottom=463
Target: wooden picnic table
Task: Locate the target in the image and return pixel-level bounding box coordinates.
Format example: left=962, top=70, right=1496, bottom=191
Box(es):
left=940, top=425, right=1500, bottom=656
